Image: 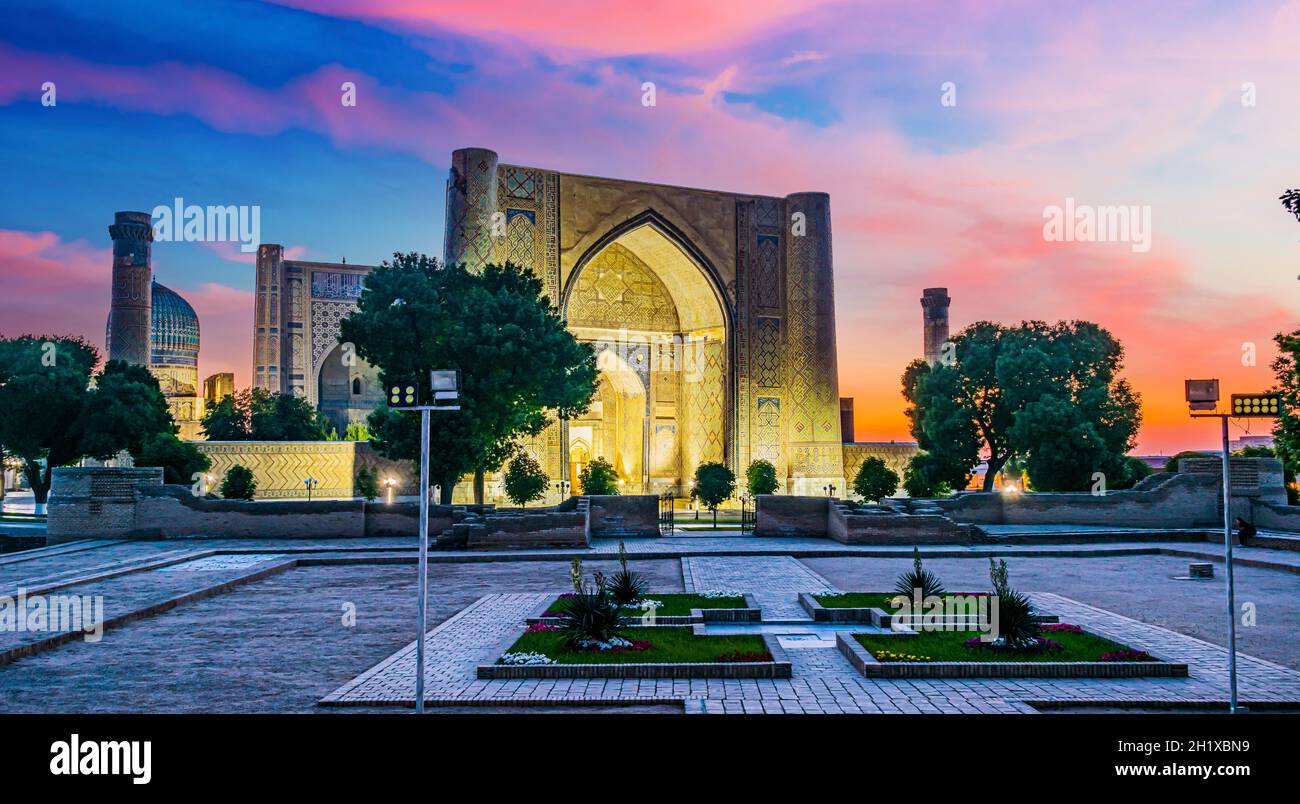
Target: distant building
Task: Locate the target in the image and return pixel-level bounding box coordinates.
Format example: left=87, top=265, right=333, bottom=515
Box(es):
left=104, top=211, right=204, bottom=440
left=921, top=287, right=950, bottom=366
left=840, top=398, right=854, bottom=443
left=204, top=372, right=235, bottom=407
left=1230, top=434, right=1274, bottom=452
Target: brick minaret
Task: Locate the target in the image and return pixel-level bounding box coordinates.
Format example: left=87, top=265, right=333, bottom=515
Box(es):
left=921, top=287, right=950, bottom=366
left=107, top=211, right=154, bottom=365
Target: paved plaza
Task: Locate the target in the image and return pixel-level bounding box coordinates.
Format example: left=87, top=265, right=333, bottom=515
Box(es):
left=0, top=535, right=1297, bottom=714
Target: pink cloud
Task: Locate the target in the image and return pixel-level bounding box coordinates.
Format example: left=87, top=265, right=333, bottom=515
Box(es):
left=0, top=229, right=254, bottom=389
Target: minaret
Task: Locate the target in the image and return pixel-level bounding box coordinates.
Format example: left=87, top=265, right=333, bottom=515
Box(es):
left=921, top=287, right=950, bottom=366
left=107, top=211, right=154, bottom=365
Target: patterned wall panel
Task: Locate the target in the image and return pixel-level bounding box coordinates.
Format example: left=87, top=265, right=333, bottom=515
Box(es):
left=567, top=243, right=681, bottom=332
left=754, top=316, right=781, bottom=388
left=444, top=148, right=499, bottom=271
left=754, top=396, right=781, bottom=468
left=309, top=300, right=358, bottom=405
left=682, top=338, right=726, bottom=472
left=197, top=441, right=416, bottom=499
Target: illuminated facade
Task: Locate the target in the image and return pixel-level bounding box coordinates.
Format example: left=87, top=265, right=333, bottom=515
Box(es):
left=443, top=148, right=846, bottom=496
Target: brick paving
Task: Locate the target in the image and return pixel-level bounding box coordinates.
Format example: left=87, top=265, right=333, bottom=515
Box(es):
left=682, top=555, right=839, bottom=619
left=1, top=533, right=1296, bottom=714
left=323, top=559, right=1300, bottom=713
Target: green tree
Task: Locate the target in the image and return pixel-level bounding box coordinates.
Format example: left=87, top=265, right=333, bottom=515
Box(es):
left=135, top=432, right=211, bottom=485
left=220, top=464, right=257, bottom=500
left=79, top=360, right=174, bottom=459
left=853, top=456, right=900, bottom=502
left=578, top=457, right=619, bottom=495
left=903, top=321, right=1141, bottom=492
left=0, top=336, right=181, bottom=503
left=341, top=254, right=597, bottom=503
left=200, top=388, right=328, bottom=441
left=1109, top=455, right=1153, bottom=490
left=744, top=459, right=779, bottom=496
left=902, top=453, right=953, bottom=498
left=355, top=466, right=379, bottom=501
left=503, top=452, right=549, bottom=507
left=692, top=461, right=735, bottom=526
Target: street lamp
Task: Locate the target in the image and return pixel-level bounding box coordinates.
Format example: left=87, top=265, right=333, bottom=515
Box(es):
left=304, top=475, right=318, bottom=502
left=388, top=370, right=460, bottom=714
left=384, top=477, right=396, bottom=505
left=823, top=484, right=837, bottom=497
left=1185, top=379, right=1283, bottom=714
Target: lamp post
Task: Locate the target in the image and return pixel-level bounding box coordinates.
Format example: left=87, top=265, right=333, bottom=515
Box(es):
left=823, top=484, right=837, bottom=497
left=384, top=477, right=396, bottom=505
left=304, top=475, right=318, bottom=502
left=388, top=370, right=460, bottom=714
left=1185, top=379, right=1282, bottom=714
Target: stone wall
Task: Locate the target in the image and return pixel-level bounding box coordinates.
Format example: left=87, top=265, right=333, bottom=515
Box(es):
left=828, top=503, right=979, bottom=545
left=937, top=472, right=1222, bottom=528
left=46, top=467, right=163, bottom=543
left=754, top=495, right=830, bottom=537
left=585, top=494, right=659, bottom=537
left=468, top=510, right=588, bottom=549
left=133, top=487, right=366, bottom=538
left=842, top=443, right=921, bottom=494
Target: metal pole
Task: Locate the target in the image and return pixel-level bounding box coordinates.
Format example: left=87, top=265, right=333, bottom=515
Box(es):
left=1220, top=415, right=1239, bottom=713
left=415, top=407, right=430, bottom=714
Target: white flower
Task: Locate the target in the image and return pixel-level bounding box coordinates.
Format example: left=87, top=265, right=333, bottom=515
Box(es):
left=699, top=590, right=743, bottom=599
left=500, top=651, right=557, bottom=666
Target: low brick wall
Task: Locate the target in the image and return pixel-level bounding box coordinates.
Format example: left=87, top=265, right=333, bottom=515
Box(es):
left=1247, top=500, right=1300, bottom=535
left=47, top=467, right=163, bottom=544
left=585, top=495, right=659, bottom=538
left=467, top=510, right=588, bottom=550
left=938, top=472, right=1222, bottom=528
left=754, top=495, right=830, bottom=537
left=133, top=486, right=365, bottom=538
left=196, top=440, right=417, bottom=500
left=361, top=502, right=457, bottom=539
left=828, top=503, right=981, bottom=544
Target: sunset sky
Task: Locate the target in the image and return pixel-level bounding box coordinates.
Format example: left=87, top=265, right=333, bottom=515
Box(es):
left=2, top=0, right=1298, bottom=454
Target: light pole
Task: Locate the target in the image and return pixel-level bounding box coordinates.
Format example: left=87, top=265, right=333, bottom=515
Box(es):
left=388, top=370, right=460, bottom=714
left=384, top=477, right=396, bottom=505
left=304, top=475, right=318, bottom=501
left=1185, top=379, right=1282, bottom=714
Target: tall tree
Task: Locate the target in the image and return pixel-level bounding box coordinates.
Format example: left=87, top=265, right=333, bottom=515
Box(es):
left=1271, top=330, right=1300, bottom=489
left=902, top=321, right=1141, bottom=493
left=341, top=253, right=598, bottom=503
left=200, top=387, right=328, bottom=441
left=0, top=336, right=180, bottom=502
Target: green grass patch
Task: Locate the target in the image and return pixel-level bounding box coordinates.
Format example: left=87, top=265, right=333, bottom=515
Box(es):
left=504, top=626, right=770, bottom=665
left=543, top=593, right=745, bottom=618
left=853, top=628, right=1144, bottom=663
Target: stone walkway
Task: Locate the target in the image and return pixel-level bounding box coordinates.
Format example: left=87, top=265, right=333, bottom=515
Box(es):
left=682, top=555, right=839, bottom=619
left=322, top=570, right=1300, bottom=713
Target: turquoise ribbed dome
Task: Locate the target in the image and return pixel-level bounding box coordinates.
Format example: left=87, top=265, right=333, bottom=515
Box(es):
left=149, top=280, right=199, bottom=368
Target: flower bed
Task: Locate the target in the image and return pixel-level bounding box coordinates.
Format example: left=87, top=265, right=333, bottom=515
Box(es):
left=479, top=626, right=792, bottom=679
left=837, top=626, right=1188, bottom=679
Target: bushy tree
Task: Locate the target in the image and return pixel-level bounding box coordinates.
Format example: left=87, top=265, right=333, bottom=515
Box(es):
left=744, top=459, right=779, bottom=496
left=503, top=452, right=549, bottom=507
left=220, top=464, right=257, bottom=500
left=853, top=456, right=900, bottom=502
left=0, top=336, right=178, bottom=502
left=341, top=254, right=597, bottom=504
left=200, top=388, right=328, bottom=441
left=902, top=453, right=954, bottom=498
left=135, top=432, right=211, bottom=485
left=578, top=457, right=619, bottom=495
left=692, top=461, right=735, bottom=526
left=355, top=466, right=379, bottom=502
left=903, top=321, right=1141, bottom=492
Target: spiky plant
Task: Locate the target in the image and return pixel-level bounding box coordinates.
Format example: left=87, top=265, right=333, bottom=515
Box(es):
left=556, top=574, right=624, bottom=645
left=608, top=540, right=648, bottom=605
left=989, top=557, right=1010, bottom=597
left=894, top=546, right=946, bottom=599
left=992, top=587, right=1039, bottom=649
